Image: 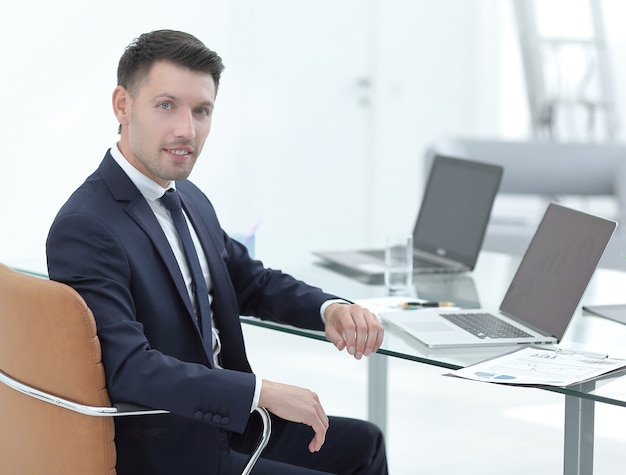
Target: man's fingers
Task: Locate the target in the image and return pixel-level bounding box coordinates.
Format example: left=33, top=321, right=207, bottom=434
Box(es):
left=327, top=304, right=384, bottom=359
left=305, top=395, right=329, bottom=452
left=362, top=310, right=384, bottom=356
left=260, top=380, right=329, bottom=452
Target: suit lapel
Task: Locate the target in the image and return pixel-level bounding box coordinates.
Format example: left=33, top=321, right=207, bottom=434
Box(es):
left=98, top=153, right=202, bottom=337
left=98, top=152, right=248, bottom=370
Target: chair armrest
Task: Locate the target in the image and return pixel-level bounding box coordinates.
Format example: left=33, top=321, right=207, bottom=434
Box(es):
left=1, top=368, right=272, bottom=474
left=0, top=369, right=167, bottom=417
left=242, top=407, right=271, bottom=475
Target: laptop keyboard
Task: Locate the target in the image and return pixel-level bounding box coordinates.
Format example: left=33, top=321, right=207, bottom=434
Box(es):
left=440, top=312, right=533, bottom=339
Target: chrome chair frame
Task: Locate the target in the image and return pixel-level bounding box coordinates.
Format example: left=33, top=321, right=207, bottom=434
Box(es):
left=0, top=368, right=271, bottom=475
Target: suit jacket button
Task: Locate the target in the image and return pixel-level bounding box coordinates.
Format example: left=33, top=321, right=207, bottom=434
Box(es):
left=203, top=413, right=213, bottom=422
left=194, top=411, right=204, bottom=420
left=212, top=415, right=222, bottom=424
left=221, top=417, right=230, bottom=425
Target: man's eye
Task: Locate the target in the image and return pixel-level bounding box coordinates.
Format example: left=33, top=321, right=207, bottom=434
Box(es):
left=194, top=108, right=209, bottom=116
left=159, top=103, right=171, bottom=110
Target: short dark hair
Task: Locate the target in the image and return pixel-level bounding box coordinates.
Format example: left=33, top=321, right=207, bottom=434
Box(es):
left=117, top=29, right=225, bottom=97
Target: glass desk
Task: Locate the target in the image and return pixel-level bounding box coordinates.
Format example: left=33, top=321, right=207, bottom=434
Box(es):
left=243, top=251, right=626, bottom=475
left=15, top=251, right=626, bottom=475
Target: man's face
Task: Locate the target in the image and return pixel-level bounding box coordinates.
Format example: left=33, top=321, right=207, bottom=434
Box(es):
left=113, top=60, right=216, bottom=187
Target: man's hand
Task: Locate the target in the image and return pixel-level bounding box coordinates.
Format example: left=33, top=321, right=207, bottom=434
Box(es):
left=324, top=303, right=384, bottom=359
left=259, top=380, right=329, bottom=453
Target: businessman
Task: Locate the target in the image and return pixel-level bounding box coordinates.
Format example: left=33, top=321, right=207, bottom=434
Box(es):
left=46, top=30, right=387, bottom=474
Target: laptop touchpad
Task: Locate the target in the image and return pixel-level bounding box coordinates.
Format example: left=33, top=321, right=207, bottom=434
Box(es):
left=405, top=322, right=454, bottom=332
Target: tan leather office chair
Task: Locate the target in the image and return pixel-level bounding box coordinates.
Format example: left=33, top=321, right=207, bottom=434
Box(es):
left=0, top=263, right=270, bottom=475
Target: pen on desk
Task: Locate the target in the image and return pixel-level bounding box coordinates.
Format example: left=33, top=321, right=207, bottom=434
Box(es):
left=399, top=301, right=455, bottom=309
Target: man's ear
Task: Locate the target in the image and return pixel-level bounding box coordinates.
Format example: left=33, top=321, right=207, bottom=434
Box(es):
left=112, top=85, right=130, bottom=126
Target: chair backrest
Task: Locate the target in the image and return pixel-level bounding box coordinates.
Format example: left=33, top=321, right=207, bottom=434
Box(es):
left=0, top=263, right=116, bottom=475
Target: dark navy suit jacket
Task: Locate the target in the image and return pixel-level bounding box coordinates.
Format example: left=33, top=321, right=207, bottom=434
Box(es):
left=46, top=151, right=337, bottom=474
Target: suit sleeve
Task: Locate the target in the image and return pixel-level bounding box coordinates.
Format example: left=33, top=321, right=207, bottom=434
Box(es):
left=223, top=232, right=339, bottom=330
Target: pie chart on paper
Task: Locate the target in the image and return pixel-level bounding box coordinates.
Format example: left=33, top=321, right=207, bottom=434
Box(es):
left=474, top=372, right=516, bottom=381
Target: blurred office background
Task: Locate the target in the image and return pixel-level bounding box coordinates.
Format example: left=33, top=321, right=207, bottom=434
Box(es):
left=5, top=0, right=626, bottom=267
left=4, top=0, right=626, bottom=473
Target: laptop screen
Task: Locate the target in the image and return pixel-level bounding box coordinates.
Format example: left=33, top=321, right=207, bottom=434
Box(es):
left=413, top=155, right=503, bottom=267
left=500, top=203, right=617, bottom=339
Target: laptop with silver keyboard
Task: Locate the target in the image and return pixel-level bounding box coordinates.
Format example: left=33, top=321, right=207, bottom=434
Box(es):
left=380, top=203, right=617, bottom=348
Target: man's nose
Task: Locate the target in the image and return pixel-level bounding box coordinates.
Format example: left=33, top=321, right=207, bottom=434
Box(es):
left=174, top=110, right=196, bottom=139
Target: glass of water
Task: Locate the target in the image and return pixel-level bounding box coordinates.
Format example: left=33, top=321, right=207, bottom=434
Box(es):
left=384, top=234, right=414, bottom=296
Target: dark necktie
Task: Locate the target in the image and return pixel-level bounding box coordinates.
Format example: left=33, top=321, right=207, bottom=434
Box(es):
left=160, top=189, right=214, bottom=365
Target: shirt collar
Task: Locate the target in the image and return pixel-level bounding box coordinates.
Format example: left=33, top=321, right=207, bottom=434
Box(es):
left=109, top=144, right=174, bottom=202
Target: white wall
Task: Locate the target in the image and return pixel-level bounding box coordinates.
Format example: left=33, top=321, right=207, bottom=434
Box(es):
left=2, top=0, right=626, bottom=271
left=0, top=0, right=236, bottom=269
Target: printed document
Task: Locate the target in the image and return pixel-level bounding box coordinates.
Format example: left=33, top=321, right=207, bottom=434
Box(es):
left=447, top=346, right=626, bottom=387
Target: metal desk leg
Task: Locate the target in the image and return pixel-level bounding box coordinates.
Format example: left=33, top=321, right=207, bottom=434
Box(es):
left=563, top=382, right=596, bottom=475
left=367, top=352, right=388, bottom=435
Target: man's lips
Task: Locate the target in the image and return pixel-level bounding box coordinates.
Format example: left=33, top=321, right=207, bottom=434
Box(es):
left=164, top=148, right=193, bottom=160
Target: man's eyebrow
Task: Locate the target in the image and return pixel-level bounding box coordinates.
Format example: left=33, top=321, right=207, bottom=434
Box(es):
left=150, top=93, right=177, bottom=102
